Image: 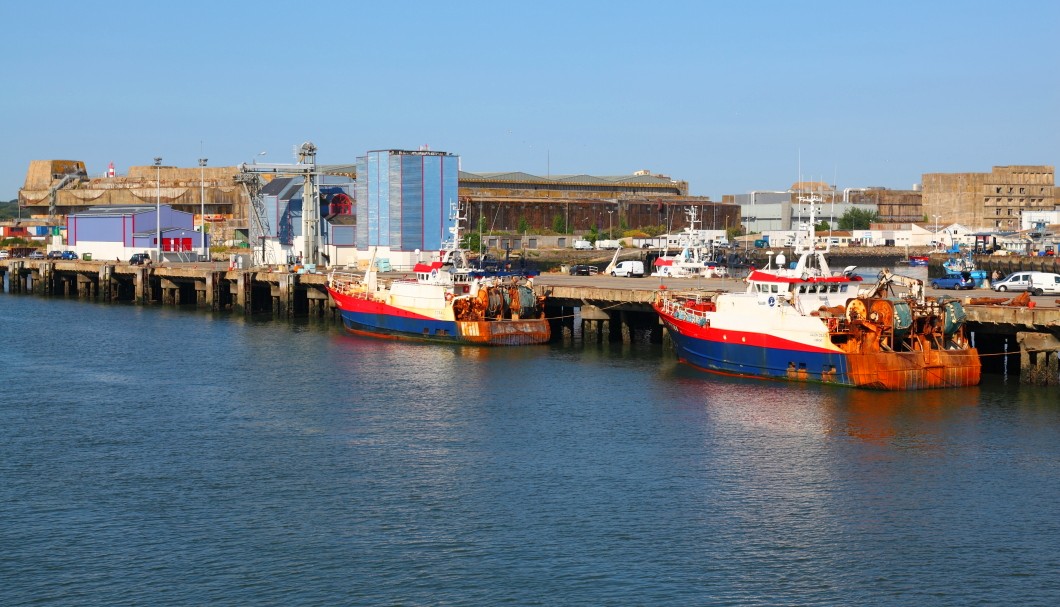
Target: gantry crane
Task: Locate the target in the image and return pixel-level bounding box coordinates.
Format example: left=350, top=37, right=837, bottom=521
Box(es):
left=237, top=141, right=322, bottom=267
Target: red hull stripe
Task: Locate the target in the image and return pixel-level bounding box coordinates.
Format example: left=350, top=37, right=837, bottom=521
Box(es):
left=329, top=288, right=437, bottom=321
left=657, top=308, right=835, bottom=354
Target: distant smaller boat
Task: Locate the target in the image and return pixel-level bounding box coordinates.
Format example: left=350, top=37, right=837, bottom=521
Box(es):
left=651, top=207, right=728, bottom=278
left=908, top=255, right=930, bottom=266
left=943, top=252, right=988, bottom=288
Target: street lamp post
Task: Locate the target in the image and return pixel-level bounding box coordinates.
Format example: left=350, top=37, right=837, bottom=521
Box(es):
left=607, top=209, right=613, bottom=239
left=933, top=214, right=942, bottom=250
left=154, top=157, right=162, bottom=261
left=199, top=158, right=208, bottom=259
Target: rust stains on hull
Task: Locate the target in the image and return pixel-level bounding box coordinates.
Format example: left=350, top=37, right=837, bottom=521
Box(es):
left=456, top=319, right=551, bottom=345
left=846, top=349, right=981, bottom=390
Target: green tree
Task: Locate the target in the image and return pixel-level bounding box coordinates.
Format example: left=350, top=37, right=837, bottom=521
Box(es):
left=552, top=213, right=567, bottom=234
left=517, top=216, right=530, bottom=234
left=838, top=208, right=878, bottom=230
left=0, top=200, right=18, bottom=221
left=462, top=231, right=482, bottom=253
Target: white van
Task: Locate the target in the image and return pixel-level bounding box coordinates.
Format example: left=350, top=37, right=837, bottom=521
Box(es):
left=1029, top=272, right=1060, bottom=296
left=573, top=240, right=593, bottom=250
left=611, top=260, right=644, bottom=277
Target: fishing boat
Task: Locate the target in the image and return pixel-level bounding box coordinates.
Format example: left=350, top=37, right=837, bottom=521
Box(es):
left=943, top=250, right=988, bottom=288
left=651, top=207, right=728, bottom=278
left=653, top=195, right=980, bottom=390
left=326, top=205, right=550, bottom=346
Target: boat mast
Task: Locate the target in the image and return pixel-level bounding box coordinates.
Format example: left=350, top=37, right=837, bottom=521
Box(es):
left=793, top=192, right=832, bottom=276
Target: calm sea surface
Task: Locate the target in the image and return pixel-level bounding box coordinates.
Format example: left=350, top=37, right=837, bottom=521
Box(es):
left=2, top=293, right=1059, bottom=606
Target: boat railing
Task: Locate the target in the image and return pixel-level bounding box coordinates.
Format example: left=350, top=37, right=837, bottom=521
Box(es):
left=327, top=271, right=372, bottom=296
left=658, top=293, right=716, bottom=326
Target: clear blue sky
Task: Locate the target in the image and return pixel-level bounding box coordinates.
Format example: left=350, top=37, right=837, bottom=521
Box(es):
left=3, top=0, right=1057, bottom=201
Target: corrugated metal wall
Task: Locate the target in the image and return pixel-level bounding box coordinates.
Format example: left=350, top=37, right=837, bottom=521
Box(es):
left=331, top=225, right=355, bottom=246
left=356, top=150, right=458, bottom=251
left=397, top=154, right=419, bottom=249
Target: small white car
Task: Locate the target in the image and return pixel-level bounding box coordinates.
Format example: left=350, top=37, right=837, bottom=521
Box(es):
left=992, top=272, right=1034, bottom=292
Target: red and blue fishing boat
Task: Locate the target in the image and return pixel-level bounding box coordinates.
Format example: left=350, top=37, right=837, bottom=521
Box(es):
left=326, top=212, right=550, bottom=346
left=653, top=195, right=980, bottom=390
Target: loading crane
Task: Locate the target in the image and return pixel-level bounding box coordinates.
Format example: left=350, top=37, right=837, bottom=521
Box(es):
left=237, top=142, right=322, bottom=267
left=861, top=268, right=926, bottom=304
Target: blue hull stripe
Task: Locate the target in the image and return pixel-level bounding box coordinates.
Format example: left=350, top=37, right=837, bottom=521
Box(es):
left=339, top=309, right=462, bottom=342
left=668, top=327, right=852, bottom=385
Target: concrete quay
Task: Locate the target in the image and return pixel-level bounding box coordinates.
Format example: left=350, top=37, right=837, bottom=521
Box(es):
left=3, top=260, right=1059, bottom=385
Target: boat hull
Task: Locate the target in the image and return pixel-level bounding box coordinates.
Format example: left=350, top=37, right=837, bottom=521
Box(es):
left=659, top=310, right=980, bottom=390
left=330, top=289, right=550, bottom=346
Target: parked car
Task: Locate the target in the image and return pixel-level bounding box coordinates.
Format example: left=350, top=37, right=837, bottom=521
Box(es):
left=60, top=251, right=79, bottom=260
left=28, top=250, right=45, bottom=259
left=0, top=250, right=9, bottom=260
left=568, top=264, right=598, bottom=276
left=931, top=271, right=974, bottom=290
left=129, top=253, right=150, bottom=265
left=992, top=272, right=1035, bottom=292
left=46, top=250, right=64, bottom=259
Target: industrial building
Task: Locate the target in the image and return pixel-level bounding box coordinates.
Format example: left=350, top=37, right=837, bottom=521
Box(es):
left=253, top=174, right=356, bottom=267
left=726, top=182, right=880, bottom=233
left=66, top=205, right=206, bottom=261
left=354, top=149, right=460, bottom=269
left=457, top=169, right=738, bottom=249
left=921, top=165, right=1055, bottom=231
left=19, top=159, right=247, bottom=223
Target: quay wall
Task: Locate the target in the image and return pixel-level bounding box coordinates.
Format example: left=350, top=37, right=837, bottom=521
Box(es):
left=3, top=259, right=1059, bottom=384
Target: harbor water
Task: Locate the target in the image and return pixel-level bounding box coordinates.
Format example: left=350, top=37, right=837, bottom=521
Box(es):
left=2, top=295, right=1059, bottom=606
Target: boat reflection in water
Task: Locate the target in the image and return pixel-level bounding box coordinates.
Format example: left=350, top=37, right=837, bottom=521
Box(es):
left=830, top=385, right=982, bottom=444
